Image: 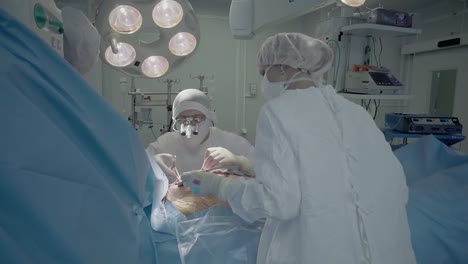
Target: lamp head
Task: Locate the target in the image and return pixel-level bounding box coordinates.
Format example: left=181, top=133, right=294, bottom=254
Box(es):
left=339, top=0, right=366, bottom=7
left=95, top=0, right=200, bottom=78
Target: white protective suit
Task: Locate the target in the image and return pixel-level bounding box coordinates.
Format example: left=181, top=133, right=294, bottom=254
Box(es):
left=224, top=33, right=416, bottom=264
left=146, top=88, right=254, bottom=174
left=227, top=86, right=416, bottom=264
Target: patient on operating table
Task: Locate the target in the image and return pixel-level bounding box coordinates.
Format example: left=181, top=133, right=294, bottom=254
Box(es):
left=165, top=169, right=250, bottom=215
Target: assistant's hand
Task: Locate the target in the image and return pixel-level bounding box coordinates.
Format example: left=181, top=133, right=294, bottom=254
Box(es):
left=181, top=170, right=233, bottom=201
left=203, top=147, right=254, bottom=176
left=153, top=153, right=177, bottom=180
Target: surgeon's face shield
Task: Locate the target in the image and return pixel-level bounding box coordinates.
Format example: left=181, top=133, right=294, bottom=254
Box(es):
left=172, top=111, right=206, bottom=138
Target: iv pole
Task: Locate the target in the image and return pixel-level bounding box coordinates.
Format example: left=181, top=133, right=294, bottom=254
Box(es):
left=190, top=74, right=214, bottom=95
left=161, top=78, right=179, bottom=131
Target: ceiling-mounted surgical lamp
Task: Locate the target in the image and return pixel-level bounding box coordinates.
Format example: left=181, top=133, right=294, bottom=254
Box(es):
left=339, top=0, right=366, bottom=7
left=95, top=0, right=200, bottom=78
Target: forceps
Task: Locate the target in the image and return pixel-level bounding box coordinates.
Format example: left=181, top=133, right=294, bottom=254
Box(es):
left=171, top=156, right=184, bottom=187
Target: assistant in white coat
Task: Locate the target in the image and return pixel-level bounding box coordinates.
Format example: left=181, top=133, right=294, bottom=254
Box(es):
left=182, top=33, right=416, bottom=264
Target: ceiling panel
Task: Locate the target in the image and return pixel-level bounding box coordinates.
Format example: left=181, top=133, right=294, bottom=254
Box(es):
left=365, top=0, right=444, bottom=12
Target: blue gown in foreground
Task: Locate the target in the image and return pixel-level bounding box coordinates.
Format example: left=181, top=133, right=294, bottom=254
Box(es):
left=0, top=8, right=156, bottom=263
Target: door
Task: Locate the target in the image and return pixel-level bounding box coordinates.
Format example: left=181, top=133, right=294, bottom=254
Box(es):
left=429, top=69, right=457, bottom=116
left=409, top=46, right=468, bottom=152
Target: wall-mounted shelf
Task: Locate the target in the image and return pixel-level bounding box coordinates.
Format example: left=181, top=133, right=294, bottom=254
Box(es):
left=339, top=92, right=412, bottom=100
left=341, top=23, right=422, bottom=38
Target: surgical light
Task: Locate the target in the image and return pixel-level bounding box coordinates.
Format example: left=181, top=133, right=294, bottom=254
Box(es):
left=152, top=0, right=184, bottom=28
left=108, top=5, right=142, bottom=34
left=339, top=0, right=366, bottom=7
left=105, top=42, right=136, bottom=67
left=95, top=0, right=200, bottom=78
left=169, top=32, right=197, bottom=56
left=142, top=56, right=169, bottom=77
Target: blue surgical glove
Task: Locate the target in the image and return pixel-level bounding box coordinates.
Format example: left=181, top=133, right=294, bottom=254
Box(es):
left=181, top=170, right=233, bottom=201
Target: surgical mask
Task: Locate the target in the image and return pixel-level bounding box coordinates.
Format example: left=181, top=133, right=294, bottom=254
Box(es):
left=261, top=67, right=313, bottom=101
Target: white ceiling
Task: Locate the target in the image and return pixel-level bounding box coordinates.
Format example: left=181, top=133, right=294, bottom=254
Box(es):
left=54, top=0, right=464, bottom=19
left=365, top=0, right=457, bottom=12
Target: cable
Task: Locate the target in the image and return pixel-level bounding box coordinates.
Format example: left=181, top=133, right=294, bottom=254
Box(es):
left=364, top=45, right=371, bottom=65
left=356, top=7, right=364, bottom=18
left=365, top=99, right=372, bottom=110
left=378, top=37, right=383, bottom=68
left=371, top=37, right=379, bottom=67
left=384, top=113, right=405, bottom=130
left=150, top=126, right=158, bottom=139
left=368, top=37, right=372, bottom=66
left=373, top=100, right=377, bottom=119
left=167, top=119, right=173, bottom=132
left=373, top=99, right=380, bottom=120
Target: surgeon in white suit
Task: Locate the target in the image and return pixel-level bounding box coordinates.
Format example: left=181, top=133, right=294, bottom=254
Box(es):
left=181, top=33, right=416, bottom=264
left=147, top=88, right=254, bottom=180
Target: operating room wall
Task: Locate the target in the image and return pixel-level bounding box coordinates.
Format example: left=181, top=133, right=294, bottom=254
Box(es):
left=83, top=59, right=103, bottom=95
left=412, top=0, right=468, bottom=42
left=400, top=0, right=468, bottom=152
left=407, top=0, right=468, bottom=112
left=99, top=15, right=304, bottom=147
left=302, top=7, right=407, bottom=129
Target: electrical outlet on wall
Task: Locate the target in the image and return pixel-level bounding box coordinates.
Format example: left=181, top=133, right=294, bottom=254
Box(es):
left=119, top=76, right=128, bottom=92
left=245, top=83, right=257, bottom=98
left=250, top=83, right=257, bottom=96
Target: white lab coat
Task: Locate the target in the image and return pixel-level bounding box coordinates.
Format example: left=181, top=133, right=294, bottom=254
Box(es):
left=147, top=127, right=254, bottom=174
left=227, top=85, right=416, bottom=264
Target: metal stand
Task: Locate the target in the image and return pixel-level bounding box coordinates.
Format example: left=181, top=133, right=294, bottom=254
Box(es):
left=161, top=79, right=179, bottom=129
left=127, top=77, right=180, bottom=132
left=190, top=74, right=214, bottom=95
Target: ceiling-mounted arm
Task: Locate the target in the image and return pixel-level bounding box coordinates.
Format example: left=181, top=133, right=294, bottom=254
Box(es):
left=229, top=0, right=338, bottom=39
left=229, top=0, right=366, bottom=40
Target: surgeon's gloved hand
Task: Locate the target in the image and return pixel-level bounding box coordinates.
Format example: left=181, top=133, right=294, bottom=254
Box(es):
left=181, top=171, right=234, bottom=201
left=203, top=147, right=255, bottom=176
left=153, top=153, right=177, bottom=180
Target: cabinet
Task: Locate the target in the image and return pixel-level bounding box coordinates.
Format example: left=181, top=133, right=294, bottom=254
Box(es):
left=340, top=23, right=422, bottom=38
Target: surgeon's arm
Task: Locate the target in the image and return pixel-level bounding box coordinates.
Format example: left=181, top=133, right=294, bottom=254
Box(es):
left=226, top=106, right=301, bottom=223
left=146, top=140, right=160, bottom=156
left=146, top=139, right=177, bottom=179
